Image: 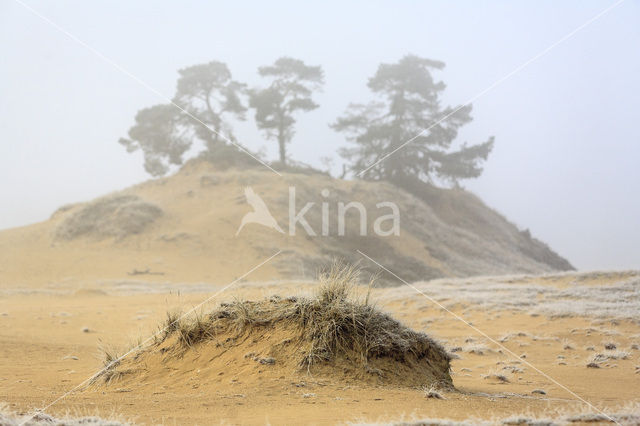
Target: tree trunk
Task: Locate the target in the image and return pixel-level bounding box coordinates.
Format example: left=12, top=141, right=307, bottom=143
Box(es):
left=277, top=113, right=286, bottom=165
left=278, top=133, right=286, bottom=165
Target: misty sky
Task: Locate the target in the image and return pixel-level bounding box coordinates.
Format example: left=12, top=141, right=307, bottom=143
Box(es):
left=1, top=0, right=639, bottom=271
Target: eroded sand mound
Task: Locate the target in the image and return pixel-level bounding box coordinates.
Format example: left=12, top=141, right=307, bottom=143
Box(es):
left=98, top=266, right=452, bottom=389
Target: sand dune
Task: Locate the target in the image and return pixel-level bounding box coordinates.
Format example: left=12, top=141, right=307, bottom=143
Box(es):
left=0, top=160, right=572, bottom=290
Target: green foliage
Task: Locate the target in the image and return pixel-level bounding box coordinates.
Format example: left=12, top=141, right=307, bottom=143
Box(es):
left=118, top=104, right=187, bottom=176
left=173, top=61, right=247, bottom=150
left=120, top=56, right=493, bottom=182
left=249, top=57, right=324, bottom=165
left=119, top=61, right=247, bottom=176
left=332, top=54, right=494, bottom=185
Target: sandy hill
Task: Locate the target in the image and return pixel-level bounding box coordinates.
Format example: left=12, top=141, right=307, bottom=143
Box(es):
left=0, top=160, right=572, bottom=288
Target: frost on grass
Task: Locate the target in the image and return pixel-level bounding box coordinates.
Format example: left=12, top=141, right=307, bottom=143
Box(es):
left=382, top=271, right=640, bottom=321
left=586, top=351, right=631, bottom=368
left=481, top=369, right=510, bottom=383
left=351, top=403, right=640, bottom=425
left=97, top=263, right=452, bottom=388
left=422, top=384, right=446, bottom=399
left=0, top=403, right=129, bottom=426
left=464, top=343, right=491, bottom=355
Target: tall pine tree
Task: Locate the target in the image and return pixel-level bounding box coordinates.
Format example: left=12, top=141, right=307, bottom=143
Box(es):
left=249, top=57, right=324, bottom=165
left=332, top=55, right=493, bottom=185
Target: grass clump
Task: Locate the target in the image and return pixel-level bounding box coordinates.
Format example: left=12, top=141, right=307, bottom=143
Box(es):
left=101, top=263, right=452, bottom=387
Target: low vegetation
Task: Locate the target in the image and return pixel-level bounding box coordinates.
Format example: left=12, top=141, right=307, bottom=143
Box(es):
left=98, top=263, right=452, bottom=387
left=351, top=403, right=640, bottom=425
left=54, top=194, right=162, bottom=241
left=384, top=271, right=640, bottom=321
left=0, top=403, right=128, bottom=426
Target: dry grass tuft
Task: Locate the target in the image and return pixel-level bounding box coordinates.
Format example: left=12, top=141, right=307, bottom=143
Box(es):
left=98, top=263, right=451, bottom=386
left=464, top=343, right=490, bottom=355
left=422, top=384, right=447, bottom=399
left=482, top=370, right=510, bottom=383
left=586, top=351, right=631, bottom=368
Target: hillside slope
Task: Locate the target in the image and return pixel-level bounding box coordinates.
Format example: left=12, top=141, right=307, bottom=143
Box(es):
left=0, top=160, right=572, bottom=288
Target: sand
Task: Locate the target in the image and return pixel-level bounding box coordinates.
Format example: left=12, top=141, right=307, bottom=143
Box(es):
left=0, top=163, right=636, bottom=424
left=0, top=161, right=573, bottom=292
left=1, top=272, right=639, bottom=425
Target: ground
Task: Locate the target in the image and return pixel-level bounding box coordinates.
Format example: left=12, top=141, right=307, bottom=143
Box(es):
left=1, top=272, right=638, bottom=425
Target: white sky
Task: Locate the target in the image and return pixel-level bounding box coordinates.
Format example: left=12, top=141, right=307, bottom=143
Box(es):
left=1, top=0, right=639, bottom=270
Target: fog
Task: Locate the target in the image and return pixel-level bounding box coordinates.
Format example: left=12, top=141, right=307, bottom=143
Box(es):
left=1, top=0, right=639, bottom=270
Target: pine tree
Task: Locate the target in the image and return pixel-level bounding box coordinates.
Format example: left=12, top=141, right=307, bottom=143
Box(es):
left=332, top=54, right=493, bottom=185
left=249, top=57, right=324, bottom=165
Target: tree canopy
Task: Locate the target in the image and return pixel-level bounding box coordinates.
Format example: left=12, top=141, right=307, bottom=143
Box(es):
left=120, top=55, right=493, bottom=184
left=119, top=61, right=247, bottom=176
left=332, top=54, right=493, bottom=185
left=118, top=104, right=188, bottom=176
left=249, top=57, right=324, bottom=165
left=173, top=61, right=247, bottom=150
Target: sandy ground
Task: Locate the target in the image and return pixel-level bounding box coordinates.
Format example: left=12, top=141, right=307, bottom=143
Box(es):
left=1, top=273, right=639, bottom=425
